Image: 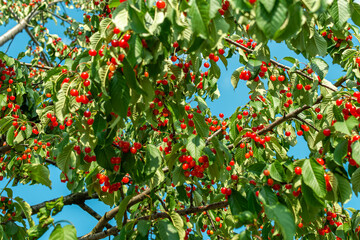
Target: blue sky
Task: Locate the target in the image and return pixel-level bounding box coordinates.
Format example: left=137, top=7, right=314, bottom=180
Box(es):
left=0, top=4, right=359, bottom=239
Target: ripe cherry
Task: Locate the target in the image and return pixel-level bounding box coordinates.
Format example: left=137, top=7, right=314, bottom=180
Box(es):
left=130, top=147, right=137, bottom=154
left=88, top=49, right=97, bottom=56
left=83, top=80, right=91, bottom=87
left=70, top=89, right=79, bottom=97
left=323, top=129, right=331, bottom=136
left=316, top=158, right=325, bottom=165
left=263, top=169, right=270, bottom=176
left=156, top=0, right=166, bottom=9
left=80, top=72, right=89, bottom=80
left=278, top=75, right=285, bottom=81
left=294, top=167, right=302, bottom=175
left=298, top=223, right=303, bottom=228
left=113, top=28, right=120, bottom=34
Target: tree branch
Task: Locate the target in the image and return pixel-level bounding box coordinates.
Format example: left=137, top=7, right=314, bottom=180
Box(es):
left=0, top=0, right=64, bottom=47
left=78, top=201, right=229, bottom=240
left=293, top=116, right=319, bottom=132
left=224, top=38, right=336, bottom=92
left=86, top=186, right=159, bottom=235
left=22, top=191, right=98, bottom=218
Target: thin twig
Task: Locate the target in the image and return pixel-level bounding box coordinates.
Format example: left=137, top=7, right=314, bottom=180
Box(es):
left=224, top=38, right=337, bottom=92
left=5, top=37, right=15, bottom=54
left=294, top=116, right=320, bottom=132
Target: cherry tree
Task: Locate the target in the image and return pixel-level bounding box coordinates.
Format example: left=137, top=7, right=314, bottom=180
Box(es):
left=0, top=0, right=360, bottom=239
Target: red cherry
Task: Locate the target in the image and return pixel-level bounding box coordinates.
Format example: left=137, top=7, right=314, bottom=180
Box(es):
left=80, top=72, right=89, bottom=80
left=122, top=176, right=129, bottom=183
left=263, top=169, right=270, bottom=176
left=83, top=80, right=91, bottom=87
left=316, top=158, right=325, bottom=165
left=87, top=119, right=94, bottom=125
left=249, top=0, right=256, bottom=4
left=113, top=28, right=120, bottom=34
left=123, top=34, right=131, bottom=42
left=88, top=49, right=97, bottom=56
left=156, top=0, right=166, bottom=9
left=130, top=147, right=137, bottom=154
left=84, top=147, right=91, bottom=153
left=278, top=75, right=285, bottom=81
left=298, top=223, right=303, bottom=228
left=294, top=167, right=302, bottom=175
left=296, top=84, right=303, bottom=90
left=84, top=111, right=91, bottom=118
left=336, top=99, right=343, bottom=106
left=323, top=129, right=331, bottom=136
left=70, top=89, right=79, bottom=96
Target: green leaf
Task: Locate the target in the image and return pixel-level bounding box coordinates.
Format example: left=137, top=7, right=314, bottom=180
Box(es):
left=334, top=116, right=358, bottom=135
left=188, top=0, right=209, bottom=38
left=195, top=96, right=208, bottom=112
left=260, top=0, right=276, bottom=12
left=90, top=32, right=102, bottom=50
left=115, top=195, right=134, bottom=227
left=23, top=164, right=52, bottom=188
left=269, top=161, right=286, bottom=182
left=14, top=197, right=34, bottom=227
left=255, top=0, right=288, bottom=39
left=352, top=2, right=360, bottom=27
left=158, top=219, right=180, bottom=240
left=258, top=186, right=278, bottom=205
left=231, top=67, right=243, bottom=89
left=55, top=82, right=70, bottom=123
left=228, top=189, right=248, bottom=215
left=95, top=144, right=116, bottom=171
left=302, top=158, right=326, bottom=198
left=301, top=181, right=324, bottom=207
left=351, top=168, right=360, bottom=196
left=169, top=212, right=185, bottom=240
left=307, top=31, right=327, bottom=57
left=186, top=135, right=205, bottom=160
left=113, top=3, right=129, bottom=31
left=137, top=220, right=151, bottom=236
left=342, top=49, right=357, bottom=61
left=6, top=126, right=15, bottom=146
left=329, top=0, right=350, bottom=27
left=0, top=116, right=13, bottom=134
left=56, top=141, right=76, bottom=174
left=49, top=224, right=77, bottom=240
left=334, top=139, right=348, bottom=165
left=335, top=174, right=352, bottom=204
left=144, top=144, right=162, bottom=178
left=110, top=71, right=130, bottom=118
left=192, top=112, right=209, bottom=138
left=264, top=203, right=295, bottom=240
left=127, top=35, right=143, bottom=67
left=310, top=58, right=329, bottom=79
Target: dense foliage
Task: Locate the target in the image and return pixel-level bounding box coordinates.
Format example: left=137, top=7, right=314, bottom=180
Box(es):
left=1, top=0, right=360, bottom=239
